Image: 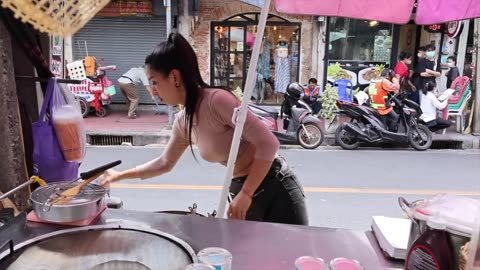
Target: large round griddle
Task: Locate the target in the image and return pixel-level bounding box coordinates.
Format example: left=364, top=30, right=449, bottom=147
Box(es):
left=0, top=225, right=196, bottom=270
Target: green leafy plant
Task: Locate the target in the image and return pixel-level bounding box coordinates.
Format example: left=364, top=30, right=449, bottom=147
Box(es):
left=320, top=84, right=339, bottom=122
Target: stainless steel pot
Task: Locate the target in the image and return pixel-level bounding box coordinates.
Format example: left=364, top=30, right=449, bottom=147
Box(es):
left=30, top=182, right=105, bottom=222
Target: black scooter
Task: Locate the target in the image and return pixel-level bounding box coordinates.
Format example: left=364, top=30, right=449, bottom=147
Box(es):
left=334, top=91, right=432, bottom=151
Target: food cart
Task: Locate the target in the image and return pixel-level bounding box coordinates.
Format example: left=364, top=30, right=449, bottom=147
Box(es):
left=0, top=0, right=479, bottom=269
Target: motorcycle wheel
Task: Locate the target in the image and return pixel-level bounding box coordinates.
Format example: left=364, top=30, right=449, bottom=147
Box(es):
left=77, top=97, right=90, bottom=118
left=95, top=106, right=109, bottom=117
left=297, top=123, right=324, bottom=149
left=408, top=125, right=432, bottom=151
left=335, top=123, right=360, bottom=150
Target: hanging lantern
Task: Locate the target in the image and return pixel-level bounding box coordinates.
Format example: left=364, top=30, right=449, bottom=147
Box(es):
left=1, top=0, right=111, bottom=37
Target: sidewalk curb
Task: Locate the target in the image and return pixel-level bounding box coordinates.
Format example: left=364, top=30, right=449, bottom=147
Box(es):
left=86, top=130, right=479, bottom=150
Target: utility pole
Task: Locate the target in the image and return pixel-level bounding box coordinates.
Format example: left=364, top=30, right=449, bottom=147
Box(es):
left=0, top=18, right=31, bottom=210
left=164, top=0, right=178, bottom=126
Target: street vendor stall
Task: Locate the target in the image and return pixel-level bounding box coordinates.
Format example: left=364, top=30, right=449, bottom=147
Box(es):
left=0, top=0, right=480, bottom=269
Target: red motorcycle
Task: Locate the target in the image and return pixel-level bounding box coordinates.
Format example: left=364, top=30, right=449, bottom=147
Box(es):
left=68, top=59, right=117, bottom=118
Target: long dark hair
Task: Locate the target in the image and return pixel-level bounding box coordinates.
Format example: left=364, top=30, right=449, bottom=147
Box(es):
left=422, top=81, right=436, bottom=95
left=145, top=33, right=219, bottom=155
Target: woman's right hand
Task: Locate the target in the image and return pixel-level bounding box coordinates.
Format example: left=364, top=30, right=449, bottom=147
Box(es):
left=99, top=169, right=122, bottom=187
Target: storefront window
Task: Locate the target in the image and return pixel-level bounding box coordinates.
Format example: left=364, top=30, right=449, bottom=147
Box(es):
left=211, top=13, right=301, bottom=105
left=328, top=18, right=393, bottom=64
left=326, top=18, right=394, bottom=89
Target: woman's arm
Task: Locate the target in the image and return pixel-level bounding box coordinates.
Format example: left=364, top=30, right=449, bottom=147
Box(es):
left=209, top=90, right=279, bottom=219
left=432, top=94, right=449, bottom=110
left=100, top=116, right=189, bottom=185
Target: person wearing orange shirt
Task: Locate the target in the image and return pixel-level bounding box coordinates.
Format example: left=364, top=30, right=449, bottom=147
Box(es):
left=369, top=69, right=400, bottom=131
left=302, top=78, right=322, bottom=115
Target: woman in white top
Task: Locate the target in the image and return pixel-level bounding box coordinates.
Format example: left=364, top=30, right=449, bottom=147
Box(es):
left=420, top=81, right=452, bottom=132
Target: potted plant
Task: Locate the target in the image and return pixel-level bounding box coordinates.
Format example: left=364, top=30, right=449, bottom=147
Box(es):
left=320, top=84, right=339, bottom=133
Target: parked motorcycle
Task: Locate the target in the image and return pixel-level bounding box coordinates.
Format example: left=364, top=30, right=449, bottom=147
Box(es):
left=250, top=83, right=324, bottom=149
left=334, top=91, right=432, bottom=151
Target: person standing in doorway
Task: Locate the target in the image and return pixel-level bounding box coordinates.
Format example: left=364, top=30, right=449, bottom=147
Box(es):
left=413, top=45, right=441, bottom=104
left=445, top=56, right=460, bottom=88
left=118, top=66, right=153, bottom=119
left=410, top=46, right=426, bottom=102
left=394, top=51, right=412, bottom=80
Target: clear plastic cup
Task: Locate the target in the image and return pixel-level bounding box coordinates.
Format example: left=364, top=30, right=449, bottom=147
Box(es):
left=184, top=263, right=216, bottom=270
left=329, top=258, right=364, bottom=270
left=197, top=247, right=232, bottom=270
left=295, top=256, right=329, bottom=270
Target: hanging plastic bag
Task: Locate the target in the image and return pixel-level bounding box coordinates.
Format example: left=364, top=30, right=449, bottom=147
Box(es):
left=32, top=78, right=80, bottom=183
left=51, top=78, right=86, bottom=162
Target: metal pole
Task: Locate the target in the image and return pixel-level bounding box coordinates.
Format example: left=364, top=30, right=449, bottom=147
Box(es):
left=0, top=180, right=33, bottom=201
left=165, top=0, right=172, bottom=36
left=165, top=0, right=176, bottom=125
left=473, top=19, right=480, bottom=135
left=216, top=0, right=272, bottom=218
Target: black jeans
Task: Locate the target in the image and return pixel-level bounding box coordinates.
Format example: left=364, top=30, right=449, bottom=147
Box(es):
left=384, top=110, right=399, bottom=131
left=229, top=156, right=308, bottom=225
left=427, top=118, right=452, bottom=132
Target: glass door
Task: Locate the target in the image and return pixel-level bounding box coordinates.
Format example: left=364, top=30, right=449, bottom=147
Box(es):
left=212, top=25, right=247, bottom=91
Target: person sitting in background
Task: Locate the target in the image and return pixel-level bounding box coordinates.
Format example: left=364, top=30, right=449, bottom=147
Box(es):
left=445, top=56, right=460, bottom=88
left=302, top=78, right=322, bottom=115
left=420, top=81, right=452, bottom=132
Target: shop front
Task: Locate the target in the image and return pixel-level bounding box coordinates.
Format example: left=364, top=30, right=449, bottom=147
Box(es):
left=211, top=13, right=301, bottom=104
left=71, top=0, right=175, bottom=105
left=324, top=16, right=473, bottom=92
left=324, top=17, right=398, bottom=90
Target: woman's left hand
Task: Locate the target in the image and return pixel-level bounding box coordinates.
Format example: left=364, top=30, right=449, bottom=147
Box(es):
left=227, top=191, right=252, bottom=220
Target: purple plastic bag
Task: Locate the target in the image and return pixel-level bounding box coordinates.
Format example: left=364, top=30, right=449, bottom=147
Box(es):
left=32, top=78, right=79, bottom=183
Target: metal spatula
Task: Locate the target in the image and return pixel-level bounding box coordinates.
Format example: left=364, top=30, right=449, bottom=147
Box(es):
left=53, top=160, right=121, bottom=205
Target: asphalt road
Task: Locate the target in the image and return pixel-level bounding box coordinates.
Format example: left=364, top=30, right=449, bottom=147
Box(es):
left=80, top=146, right=480, bottom=230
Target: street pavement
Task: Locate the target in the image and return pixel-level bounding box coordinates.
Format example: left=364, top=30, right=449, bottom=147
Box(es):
left=80, top=146, right=480, bottom=231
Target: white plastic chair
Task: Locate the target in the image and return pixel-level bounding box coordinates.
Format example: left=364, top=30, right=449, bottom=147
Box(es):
left=443, top=91, right=472, bottom=134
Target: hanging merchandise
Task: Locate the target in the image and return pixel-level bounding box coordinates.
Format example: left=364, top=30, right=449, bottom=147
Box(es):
left=258, top=38, right=272, bottom=80
left=32, top=78, right=82, bottom=183
left=274, top=39, right=290, bottom=93
left=52, top=80, right=87, bottom=163
left=1, top=0, right=110, bottom=37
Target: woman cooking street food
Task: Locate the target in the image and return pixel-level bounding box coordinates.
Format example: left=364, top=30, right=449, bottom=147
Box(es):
left=99, top=33, right=308, bottom=225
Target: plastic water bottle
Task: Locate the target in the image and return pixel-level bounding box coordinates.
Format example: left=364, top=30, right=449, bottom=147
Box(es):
left=197, top=247, right=232, bottom=270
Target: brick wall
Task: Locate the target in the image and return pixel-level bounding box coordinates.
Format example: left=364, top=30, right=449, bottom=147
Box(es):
left=188, top=0, right=315, bottom=84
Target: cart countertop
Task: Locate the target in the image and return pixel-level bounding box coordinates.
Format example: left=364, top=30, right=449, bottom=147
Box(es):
left=0, top=209, right=404, bottom=270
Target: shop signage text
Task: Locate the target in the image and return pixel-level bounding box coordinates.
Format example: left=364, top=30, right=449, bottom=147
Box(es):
left=97, top=0, right=153, bottom=17
left=424, top=24, right=444, bottom=33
